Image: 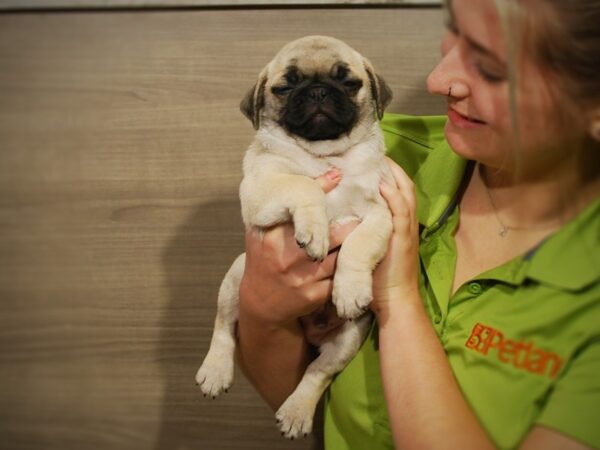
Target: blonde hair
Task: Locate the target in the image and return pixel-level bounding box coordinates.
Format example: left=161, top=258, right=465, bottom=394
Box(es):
left=494, top=0, right=523, bottom=178
left=496, top=0, right=600, bottom=180
left=523, top=0, right=600, bottom=111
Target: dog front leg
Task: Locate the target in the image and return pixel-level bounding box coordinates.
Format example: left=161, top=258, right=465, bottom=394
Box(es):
left=333, top=204, right=393, bottom=319
left=241, top=174, right=330, bottom=261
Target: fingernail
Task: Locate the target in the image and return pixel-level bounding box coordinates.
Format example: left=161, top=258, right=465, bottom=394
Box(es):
left=325, top=168, right=342, bottom=182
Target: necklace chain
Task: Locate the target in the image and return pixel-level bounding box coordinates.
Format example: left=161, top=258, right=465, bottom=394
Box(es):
left=481, top=169, right=565, bottom=237
left=483, top=184, right=511, bottom=237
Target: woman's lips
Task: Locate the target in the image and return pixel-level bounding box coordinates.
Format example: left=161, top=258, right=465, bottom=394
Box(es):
left=447, top=107, right=486, bottom=129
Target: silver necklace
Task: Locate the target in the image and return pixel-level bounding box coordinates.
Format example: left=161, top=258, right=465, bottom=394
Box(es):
left=481, top=170, right=564, bottom=238
left=483, top=184, right=511, bottom=237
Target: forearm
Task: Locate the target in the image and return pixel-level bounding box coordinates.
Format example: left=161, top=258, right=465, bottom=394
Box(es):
left=237, top=306, right=311, bottom=411
left=377, top=295, right=495, bottom=450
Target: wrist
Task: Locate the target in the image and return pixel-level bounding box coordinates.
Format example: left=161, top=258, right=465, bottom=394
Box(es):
left=373, top=285, right=423, bottom=327
left=239, top=298, right=299, bottom=335
left=237, top=297, right=310, bottom=411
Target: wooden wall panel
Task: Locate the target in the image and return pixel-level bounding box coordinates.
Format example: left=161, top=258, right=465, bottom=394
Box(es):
left=0, top=0, right=442, bottom=10
left=0, top=7, right=444, bottom=450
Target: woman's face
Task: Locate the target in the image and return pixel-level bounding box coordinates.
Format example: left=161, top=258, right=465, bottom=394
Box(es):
left=426, top=0, right=585, bottom=178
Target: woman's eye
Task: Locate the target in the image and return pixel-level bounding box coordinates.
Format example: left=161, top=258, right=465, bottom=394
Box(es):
left=475, top=63, right=506, bottom=83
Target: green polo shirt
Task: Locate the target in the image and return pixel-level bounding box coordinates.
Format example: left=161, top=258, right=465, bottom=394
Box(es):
left=323, top=114, right=600, bottom=450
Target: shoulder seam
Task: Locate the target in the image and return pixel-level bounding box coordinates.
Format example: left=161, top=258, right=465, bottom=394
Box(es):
left=381, top=125, right=439, bottom=149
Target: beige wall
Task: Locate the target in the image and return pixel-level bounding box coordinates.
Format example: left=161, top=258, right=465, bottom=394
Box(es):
left=0, top=7, right=444, bottom=450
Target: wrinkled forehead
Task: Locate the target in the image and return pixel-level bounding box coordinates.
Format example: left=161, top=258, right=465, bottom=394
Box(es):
left=269, top=37, right=364, bottom=78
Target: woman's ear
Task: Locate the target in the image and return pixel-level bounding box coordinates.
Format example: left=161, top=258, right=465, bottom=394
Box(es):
left=240, top=66, right=269, bottom=130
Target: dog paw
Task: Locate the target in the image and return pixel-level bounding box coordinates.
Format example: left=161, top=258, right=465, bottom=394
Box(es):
left=332, top=270, right=373, bottom=319
left=293, top=206, right=329, bottom=262
left=275, top=396, right=314, bottom=439
left=195, top=353, right=234, bottom=399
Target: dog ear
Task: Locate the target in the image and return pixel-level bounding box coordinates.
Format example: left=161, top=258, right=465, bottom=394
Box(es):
left=364, top=58, right=393, bottom=120
left=240, top=66, right=269, bottom=130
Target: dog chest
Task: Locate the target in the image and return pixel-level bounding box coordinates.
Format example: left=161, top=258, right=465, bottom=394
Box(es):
left=325, top=171, right=380, bottom=222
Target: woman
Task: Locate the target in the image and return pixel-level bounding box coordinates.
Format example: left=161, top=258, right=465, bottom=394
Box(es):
left=237, top=0, right=600, bottom=448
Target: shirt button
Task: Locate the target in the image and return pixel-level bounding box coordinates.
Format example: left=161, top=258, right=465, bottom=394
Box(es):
left=468, top=282, right=483, bottom=295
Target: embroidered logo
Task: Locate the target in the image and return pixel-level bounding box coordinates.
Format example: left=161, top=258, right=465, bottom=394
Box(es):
left=465, top=323, right=563, bottom=378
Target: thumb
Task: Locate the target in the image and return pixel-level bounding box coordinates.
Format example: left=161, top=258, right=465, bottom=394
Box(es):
left=315, top=167, right=342, bottom=193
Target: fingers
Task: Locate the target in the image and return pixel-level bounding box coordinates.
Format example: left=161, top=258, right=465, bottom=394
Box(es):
left=329, top=219, right=360, bottom=250
left=384, top=156, right=416, bottom=213
left=244, top=226, right=263, bottom=259
left=302, top=278, right=334, bottom=306
left=379, top=180, right=409, bottom=220
left=315, top=167, right=342, bottom=193
left=380, top=158, right=417, bottom=232
left=313, top=250, right=339, bottom=280
left=245, top=222, right=339, bottom=280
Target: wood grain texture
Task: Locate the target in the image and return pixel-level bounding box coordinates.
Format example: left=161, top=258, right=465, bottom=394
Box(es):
left=0, top=0, right=441, bottom=11
left=0, top=7, right=444, bottom=450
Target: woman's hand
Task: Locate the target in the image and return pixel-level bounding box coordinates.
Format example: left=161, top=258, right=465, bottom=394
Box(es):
left=372, top=157, right=421, bottom=319
left=299, top=301, right=347, bottom=346
left=239, top=168, right=357, bottom=327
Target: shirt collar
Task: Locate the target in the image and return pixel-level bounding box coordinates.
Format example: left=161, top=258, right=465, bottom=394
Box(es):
left=412, top=138, right=600, bottom=292
left=413, top=139, right=468, bottom=229
left=525, top=197, right=600, bottom=291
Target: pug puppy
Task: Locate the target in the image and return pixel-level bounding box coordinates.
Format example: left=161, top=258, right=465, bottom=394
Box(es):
left=196, top=35, right=394, bottom=439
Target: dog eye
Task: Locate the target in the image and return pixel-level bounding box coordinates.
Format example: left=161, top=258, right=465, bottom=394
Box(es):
left=333, top=65, right=349, bottom=81
left=343, top=79, right=363, bottom=91
left=285, top=71, right=301, bottom=85
left=271, top=85, right=293, bottom=96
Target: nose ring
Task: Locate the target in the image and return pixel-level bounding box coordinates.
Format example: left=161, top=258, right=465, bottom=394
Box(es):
left=447, top=86, right=452, bottom=97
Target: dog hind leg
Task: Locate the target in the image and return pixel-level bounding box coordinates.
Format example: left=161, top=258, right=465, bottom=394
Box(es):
left=196, top=253, right=245, bottom=398
left=275, top=313, right=372, bottom=439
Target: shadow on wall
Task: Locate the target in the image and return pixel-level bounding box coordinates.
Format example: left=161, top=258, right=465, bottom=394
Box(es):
left=157, top=199, right=320, bottom=450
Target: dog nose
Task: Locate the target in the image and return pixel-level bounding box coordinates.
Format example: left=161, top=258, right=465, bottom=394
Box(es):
left=308, top=85, right=329, bottom=102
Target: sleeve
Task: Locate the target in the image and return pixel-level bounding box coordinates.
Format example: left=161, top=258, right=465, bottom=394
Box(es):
left=536, top=339, right=600, bottom=449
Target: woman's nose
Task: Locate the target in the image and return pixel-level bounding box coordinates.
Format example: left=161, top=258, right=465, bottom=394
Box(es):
left=426, top=34, right=470, bottom=99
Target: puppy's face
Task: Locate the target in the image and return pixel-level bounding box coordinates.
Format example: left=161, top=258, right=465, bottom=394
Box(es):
left=272, top=62, right=362, bottom=141
left=241, top=36, right=392, bottom=142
